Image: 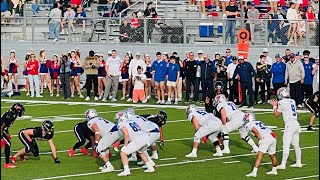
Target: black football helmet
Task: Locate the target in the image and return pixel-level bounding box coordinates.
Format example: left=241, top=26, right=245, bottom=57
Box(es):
left=157, top=111, right=167, bottom=125
left=42, top=120, right=54, bottom=133
left=214, top=81, right=224, bottom=93
left=11, top=103, right=25, bottom=117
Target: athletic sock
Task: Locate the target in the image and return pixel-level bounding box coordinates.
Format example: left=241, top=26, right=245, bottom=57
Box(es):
left=293, top=145, right=302, bottom=164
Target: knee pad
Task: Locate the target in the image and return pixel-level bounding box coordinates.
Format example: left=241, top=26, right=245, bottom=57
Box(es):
left=194, top=136, right=201, bottom=143
left=222, top=133, right=229, bottom=141
left=241, top=135, right=251, bottom=142
left=99, top=148, right=109, bottom=157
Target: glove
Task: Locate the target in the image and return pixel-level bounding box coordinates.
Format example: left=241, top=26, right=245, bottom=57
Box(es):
left=54, top=157, right=61, bottom=163
left=160, top=140, right=164, bottom=149
left=7, top=134, right=11, bottom=140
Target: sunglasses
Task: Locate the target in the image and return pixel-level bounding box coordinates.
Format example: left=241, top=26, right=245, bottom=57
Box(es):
left=304, top=56, right=309, bottom=58
left=226, top=51, right=231, bottom=53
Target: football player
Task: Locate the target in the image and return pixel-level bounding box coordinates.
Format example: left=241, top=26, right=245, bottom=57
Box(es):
left=269, top=87, right=303, bottom=169
left=213, top=94, right=258, bottom=154
left=1, top=103, right=25, bottom=168
left=185, top=104, right=223, bottom=157
left=116, top=111, right=155, bottom=176
left=243, top=113, right=278, bottom=177
left=11, top=120, right=61, bottom=164
left=304, top=91, right=319, bottom=131
left=85, top=109, right=121, bottom=173
left=68, top=121, right=97, bottom=158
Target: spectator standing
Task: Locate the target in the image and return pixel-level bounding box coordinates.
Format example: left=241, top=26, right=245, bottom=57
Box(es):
left=173, top=52, right=184, bottom=102
left=48, top=2, right=62, bottom=44
left=97, top=54, right=107, bottom=99
left=185, top=52, right=199, bottom=103
left=312, top=56, right=319, bottom=93
left=103, top=50, right=122, bottom=102
left=255, top=55, right=271, bottom=104
left=285, top=53, right=305, bottom=108
left=120, top=54, right=131, bottom=100
left=247, top=3, right=259, bottom=44
left=23, top=53, right=30, bottom=96
left=128, top=52, right=146, bottom=102
left=227, top=56, right=238, bottom=103
left=83, top=50, right=100, bottom=101
left=225, top=48, right=234, bottom=65
left=144, top=2, right=158, bottom=43
left=283, top=48, right=291, bottom=63
left=132, top=66, right=147, bottom=104
left=302, top=54, right=314, bottom=99
left=39, top=49, right=51, bottom=95
left=232, top=55, right=256, bottom=108
left=225, top=0, right=238, bottom=44
left=60, top=53, right=71, bottom=99
left=144, top=54, right=153, bottom=100
left=166, top=56, right=180, bottom=105
left=7, top=50, right=19, bottom=93
left=151, top=52, right=167, bottom=104
left=49, top=54, right=60, bottom=97
left=215, top=56, right=228, bottom=95
left=27, top=54, right=42, bottom=97
left=70, top=50, right=83, bottom=98
left=262, top=48, right=272, bottom=100
left=287, top=2, right=298, bottom=45
left=270, top=54, right=286, bottom=93
left=199, top=54, right=215, bottom=103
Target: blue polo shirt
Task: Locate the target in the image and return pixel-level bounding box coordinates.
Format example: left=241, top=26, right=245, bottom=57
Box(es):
left=167, top=62, right=180, bottom=82
left=151, top=59, right=167, bottom=82
left=225, top=55, right=233, bottom=65
left=302, top=60, right=313, bottom=85
left=270, top=61, right=286, bottom=83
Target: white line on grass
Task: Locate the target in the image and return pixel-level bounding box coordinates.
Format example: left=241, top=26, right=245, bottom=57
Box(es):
left=1, top=104, right=50, bottom=109
left=32, top=145, right=319, bottom=180
left=223, top=161, right=240, bottom=164
left=285, top=175, right=319, bottom=180
left=159, top=157, right=177, bottom=161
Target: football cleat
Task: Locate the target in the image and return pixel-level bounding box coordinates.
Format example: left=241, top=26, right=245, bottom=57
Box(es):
left=142, top=161, right=156, bottom=169
left=266, top=170, right=278, bottom=175
left=150, top=154, right=158, bottom=160
left=144, top=167, right=155, bottom=173
left=68, top=148, right=74, bottom=156
left=11, top=156, right=17, bottom=164
left=113, top=147, right=119, bottom=152
left=276, top=164, right=286, bottom=170
left=93, top=151, right=99, bottom=158
left=99, top=164, right=107, bottom=170
left=128, top=156, right=137, bottom=162
left=101, top=165, right=115, bottom=173
left=117, top=171, right=131, bottom=176
left=290, top=163, right=303, bottom=168
left=213, top=152, right=223, bottom=157
left=80, top=147, right=89, bottom=155
left=221, top=148, right=230, bottom=154
left=137, top=161, right=145, bottom=165
left=246, top=172, right=257, bottom=177
left=185, top=152, right=197, bottom=158
left=4, top=163, right=16, bottom=168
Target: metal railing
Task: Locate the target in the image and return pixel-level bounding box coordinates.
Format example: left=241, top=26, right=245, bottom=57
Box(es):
left=1, top=16, right=319, bottom=48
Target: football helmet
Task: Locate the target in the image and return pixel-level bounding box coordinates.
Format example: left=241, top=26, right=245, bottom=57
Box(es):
left=213, top=94, right=227, bottom=107
left=84, top=109, right=98, bottom=121
left=114, top=111, right=128, bottom=123
left=11, top=103, right=25, bottom=117
left=42, top=120, right=54, bottom=133
left=186, top=104, right=197, bottom=115
left=276, top=87, right=290, bottom=100
left=157, top=110, right=167, bottom=125
left=214, top=81, right=224, bottom=93
left=125, top=108, right=135, bottom=118
left=243, top=113, right=256, bottom=125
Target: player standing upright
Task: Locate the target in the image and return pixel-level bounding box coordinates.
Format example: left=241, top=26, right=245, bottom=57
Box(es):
left=1, top=103, right=25, bottom=168
left=269, top=87, right=303, bottom=169
left=304, top=91, right=319, bottom=131
left=213, top=94, right=258, bottom=154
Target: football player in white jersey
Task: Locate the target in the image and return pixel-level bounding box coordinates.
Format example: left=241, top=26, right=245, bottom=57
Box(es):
left=116, top=111, right=155, bottom=176
left=85, top=109, right=121, bottom=173
left=185, top=104, right=223, bottom=158
left=214, top=94, right=258, bottom=154
left=269, top=87, right=302, bottom=169
left=243, top=113, right=278, bottom=177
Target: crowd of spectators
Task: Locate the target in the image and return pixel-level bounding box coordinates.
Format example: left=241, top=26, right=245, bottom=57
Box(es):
left=1, top=48, right=318, bottom=109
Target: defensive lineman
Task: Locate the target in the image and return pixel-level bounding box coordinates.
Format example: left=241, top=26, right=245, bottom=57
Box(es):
left=185, top=105, right=223, bottom=157
left=213, top=94, right=258, bottom=154
left=269, top=87, right=303, bottom=169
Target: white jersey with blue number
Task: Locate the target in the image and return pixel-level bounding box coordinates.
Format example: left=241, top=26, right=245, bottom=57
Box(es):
left=87, top=117, right=116, bottom=137
left=117, top=119, right=147, bottom=142
left=131, top=115, right=159, bottom=133
left=216, top=101, right=244, bottom=120
left=188, top=110, right=220, bottom=127
left=277, top=98, right=299, bottom=125
left=245, top=121, right=273, bottom=139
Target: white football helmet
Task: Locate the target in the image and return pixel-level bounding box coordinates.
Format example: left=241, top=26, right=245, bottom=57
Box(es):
left=186, top=104, right=197, bottom=115
left=213, top=94, right=227, bottom=106
left=125, top=108, right=135, bottom=118
left=277, top=87, right=290, bottom=100
left=84, top=109, right=98, bottom=121
left=243, top=112, right=256, bottom=125
left=114, top=111, right=128, bottom=123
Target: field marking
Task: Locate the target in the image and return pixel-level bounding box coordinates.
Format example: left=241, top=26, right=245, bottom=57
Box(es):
left=32, top=145, right=319, bottom=180
left=1, top=99, right=310, bottom=113
left=260, top=162, right=272, bottom=165
left=1, top=104, right=50, bottom=109
left=159, top=157, right=177, bottom=161
left=223, top=161, right=240, bottom=164
left=285, top=175, right=319, bottom=180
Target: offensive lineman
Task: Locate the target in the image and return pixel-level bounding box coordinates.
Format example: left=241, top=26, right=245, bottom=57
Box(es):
left=269, top=87, right=303, bottom=169
left=213, top=94, right=258, bottom=154
left=185, top=105, right=223, bottom=157
left=243, top=113, right=278, bottom=177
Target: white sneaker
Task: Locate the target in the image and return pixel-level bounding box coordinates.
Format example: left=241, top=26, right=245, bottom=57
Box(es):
left=128, top=156, right=137, bottom=162
left=257, top=100, right=263, bottom=104
left=120, top=97, right=125, bottom=100
left=266, top=170, right=277, bottom=175
left=85, top=96, right=90, bottom=101
left=221, top=148, right=230, bottom=154
left=213, top=152, right=223, bottom=157
left=174, top=100, right=178, bottom=105
left=126, top=94, right=129, bottom=97
left=94, top=96, right=99, bottom=101
left=277, top=164, right=286, bottom=170
left=36, top=95, right=43, bottom=98
left=144, top=167, right=155, bottom=173
left=50, top=93, right=54, bottom=97
left=216, top=6, right=220, bottom=11
left=297, top=104, right=302, bottom=108
left=160, top=100, right=166, bottom=104
left=98, top=95, right=103, bottom=100
left=185, top=152, right=197, bottom=158
left=117, top=171, right=131, bottom=176
left=246, top=172, right=257, bottom=177
left=190, top=94, right=194, bottom=99
left=165, top=100, right=172, bottom=105
left=99, top=164, right=107, bottom=170
left=111, top=98, right=117, bottom=102
left=151, top=154, right=158, bottom=160
left=26, top=92, right=30, bottom=96
left=109, top=96, right=113, bottom=100
left=127, top=98, right=132, bottom=102
left=71, top=95, right=74, bottom=98
left=101, top=165, right=115, bottom=172
left=142, top=161, right=155, bottom=168
left=113, top=147, right=119, bottom=152
left=137, top=161, right=145, bottom=165
left=290, top=163, right=303, bottom=168
left=156, top=100, right=161, bottom=104
left=79, top=95, right=84, bottom=98
left=56, top=94, right=59, bottom=97
left=102, top=98, right=106, bottom=102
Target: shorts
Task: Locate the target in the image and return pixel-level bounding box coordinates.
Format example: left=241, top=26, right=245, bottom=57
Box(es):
left=121, top=74, right=129, bottom=81
left=96, top=131, right=121, bottom=157
left=18, top=130, right=39, bottom=156
left=292, top=0, right=302, bottom=4
left=70, top=70, right=78, bottom=78
left=283, top=122, right=300, bottom=146
left=259, top=136, right=277, bottom=155
left=121, top=135, right=149, bottom=155
left=167, top=81, right=177, bottom=87
left=304, top=98, right=318, bottom=116
left=133, top=89, right=147, bottom=103
left=154, top=81, right=165, bottom=86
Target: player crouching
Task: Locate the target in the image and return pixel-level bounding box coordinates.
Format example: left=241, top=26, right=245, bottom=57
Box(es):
left=243, top=113, right=278, bottom=177
left=185, top=105, right=223, bottom=158
left=11, top=120, right=61, bottom=165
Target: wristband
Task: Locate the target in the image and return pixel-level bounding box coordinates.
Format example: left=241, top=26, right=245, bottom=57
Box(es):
left=95, top=141, right=98, bottom=144
left=273, top=106, right=277, bottom=110
left=95, top=132, right=100, bottom=135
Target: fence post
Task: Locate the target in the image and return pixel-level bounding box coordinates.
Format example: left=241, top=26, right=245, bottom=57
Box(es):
left=106, top=19, right=109, bottom=44
left=22, top=15, right=27, bottom=41
left=144, top=18, right=147, bottom=45
left=222, top=18, right=226, bottom=45
left=165, top=6, right=168, bottom=18
left=31, top=17, right=35, bottom=44
left=305, top=19, right=309, bottom=48
left=68, top=18, right=71, bottom=44
left=183, top=19, right=187, bottom=45
left=264, top=20, right=268, bottom=46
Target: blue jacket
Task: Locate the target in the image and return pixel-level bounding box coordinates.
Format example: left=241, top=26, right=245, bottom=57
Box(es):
left=302, top=60, right=314, bottom=85
left=232, top=62, right=256, bottom=84
left=270, top=61, right=286, bottom=83
left=151, top=60, right=167, bottom=82
left=199, top=60, right=215, bottom=80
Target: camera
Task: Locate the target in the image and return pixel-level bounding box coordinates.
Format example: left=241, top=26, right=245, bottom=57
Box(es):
left=217, top=60, right=223, bottom=66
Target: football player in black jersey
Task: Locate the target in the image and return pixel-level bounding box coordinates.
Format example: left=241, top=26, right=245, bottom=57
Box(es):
left=304, top=91, right=319, bottom=131
left=11, top=120, right=61, bottom=165
left=68, top=121, right=97, bottom=157
left=1, top=103, right=25, bottom=168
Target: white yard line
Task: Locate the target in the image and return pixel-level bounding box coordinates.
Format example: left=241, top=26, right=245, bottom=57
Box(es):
left=32, top=145, right=319, bottom=180
left=285, top=175, right=319, bottom=180
left=223, top=161, right=240, bottom=164
left=260, top=162, right=272, bottom=165
left=159, top=157, right=177, bottom=161
left=1, top=104, right=50, bottom=109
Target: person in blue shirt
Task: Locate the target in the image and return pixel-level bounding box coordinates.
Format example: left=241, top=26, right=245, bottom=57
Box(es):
left=151, top=52, right=167, bottom=104
left=73, top=6, right=87, bottom=34
left=166, top=56, right=180, bottom=105
left=225, top=48, right=234, bottom=65
left=270, top=54, right=286, bottom=93
left=302, top=54, right=314, bottom=99
left=232, top=56, right=256, bottom=108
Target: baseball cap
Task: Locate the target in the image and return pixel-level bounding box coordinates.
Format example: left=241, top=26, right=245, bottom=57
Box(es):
left=238, top=55, right=244, bottom=60
left=316, top=56, right=319, bottom=59
left=251, top=2, right=255, bottom=6
left=10, top=50, right=15, bottom=53
left=262, top=48, right=268, bottom=53
left=198, top=50, right=203, bottom=54
left=163, top=52, right=168, bottom=55
left=275, top=54, right=281, bottom=58
left=290, top=53, right=295, bottom=58
left=107, top=51, right=112, bottom=55
left=296, top=52, right=301, bottom=56
left=136, top=52, right=141, bottom=56
left=145, top=54, right=150, bottom=57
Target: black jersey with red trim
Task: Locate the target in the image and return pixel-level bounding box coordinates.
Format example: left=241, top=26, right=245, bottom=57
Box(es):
left=23, top=126, right=54, bottom=140
left=139, top=114, right=163, bottom=128
left=1, top=111, right=17, bottom=133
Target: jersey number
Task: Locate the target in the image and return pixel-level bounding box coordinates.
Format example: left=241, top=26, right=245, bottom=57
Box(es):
left=291, top=104, right=297, bottom=116
left=129, top=122, right=141, bottom=132
left=196, top=110, right=207, bottom=115
left=255, top=122, right=266, bottom=130
left=227, top=102, right=237, bottom=110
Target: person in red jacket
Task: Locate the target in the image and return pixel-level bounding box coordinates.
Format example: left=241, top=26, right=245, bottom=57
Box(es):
left=26, top=54, right=42, bottom=97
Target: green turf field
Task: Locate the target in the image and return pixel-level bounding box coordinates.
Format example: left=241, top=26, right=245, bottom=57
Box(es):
left=1, top=97, right=319, bottom=180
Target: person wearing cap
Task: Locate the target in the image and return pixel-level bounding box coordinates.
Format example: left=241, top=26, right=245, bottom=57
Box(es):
left=312, top=56, right=319, bottom=93
left=225, top=0, right=239, bottom=44
left=132, top=66, right=148, bottom=104
left=7, top=50, right=19, bottom=93
left=301, top=54, right=314, bottom=100
left=151, top=52, right=167, bottom=104
left=227, top=56, right=239, bottom=103
left=247, top=2, right=259, bottom=44
left=232, top=55, right=256, bottom=108
left=285, top=53, right=305, bottom=108
left=199, top=54, right=215, bottom=103
left=185, top=52, right=200, bottom=103
left=270, top=54, right=286, bottom=93
left=255, top=55, right=272, bottom=104
left=166, top=56, right=180, bottom=104
left=82, top=50, right=100, bottom=101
